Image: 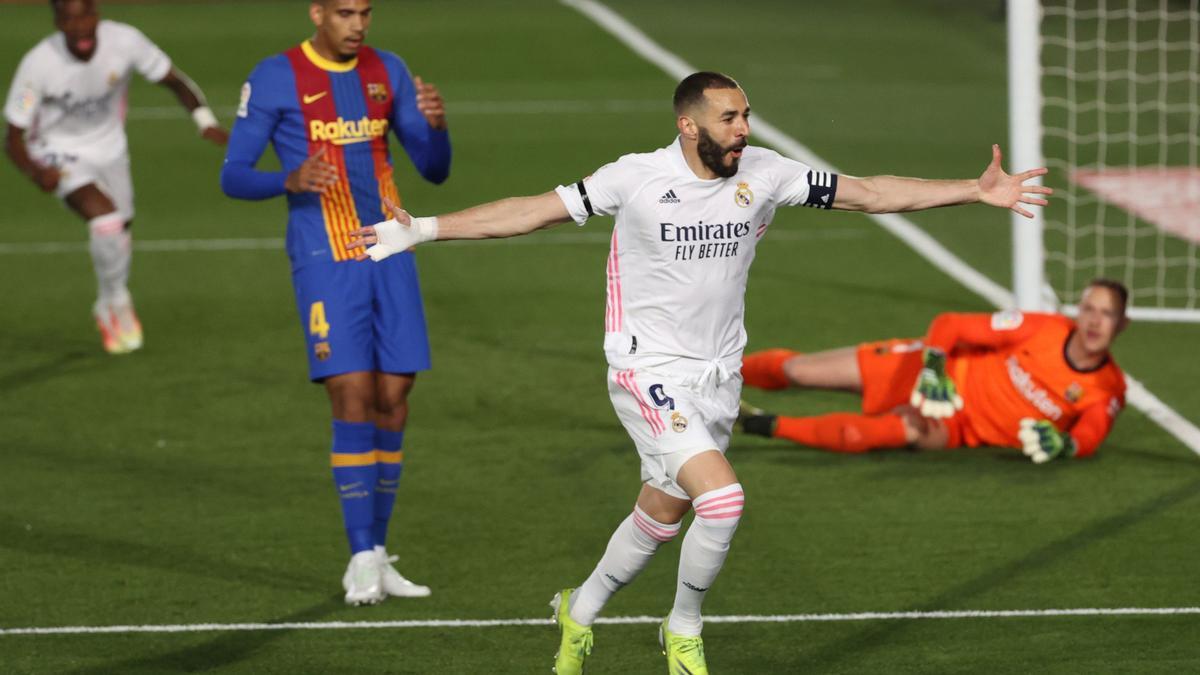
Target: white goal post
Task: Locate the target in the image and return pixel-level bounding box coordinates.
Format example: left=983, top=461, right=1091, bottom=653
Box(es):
left=1008, top=0, right=1200, bottom=322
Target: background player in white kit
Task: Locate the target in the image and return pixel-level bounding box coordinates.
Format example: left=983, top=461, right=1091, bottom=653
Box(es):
left=348, top=72, right=1051, bottom=674
left=4, top=0, right=228, bottom=354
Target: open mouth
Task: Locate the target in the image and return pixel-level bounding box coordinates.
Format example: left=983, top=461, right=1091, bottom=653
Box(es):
left=73, top=37, right=96, bottom=53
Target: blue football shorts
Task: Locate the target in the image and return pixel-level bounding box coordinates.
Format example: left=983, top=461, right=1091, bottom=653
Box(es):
left=291, top=252, right=431, bottom=381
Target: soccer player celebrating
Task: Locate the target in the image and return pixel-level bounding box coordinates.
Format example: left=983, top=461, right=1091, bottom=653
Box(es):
left=349, top=72, right=1048, bottom=673
left=4, top=0, right=228, bottom=354
left=220, top=0, right=450, bottom=605
left=740, top=279, right=1128, bottom=463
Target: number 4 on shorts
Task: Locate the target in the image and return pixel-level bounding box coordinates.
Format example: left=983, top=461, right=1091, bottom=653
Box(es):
left=309, top=301, right=331, bottom=339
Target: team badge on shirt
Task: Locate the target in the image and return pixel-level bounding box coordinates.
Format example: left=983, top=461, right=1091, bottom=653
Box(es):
left=18, top=88, right=36, bottom=113
left=734, top=182, right=754, bottom=208
left=314, top=341, right=331, bottom=361
left=367, top=82, right=389, bottom=103
left=107, top=72, right=120, bottom=86
left=1065, top=383, right=1084, bottom=403
left=670, top=412, right=689, bottom=433
left=991, top=309, right=1025, bottom=331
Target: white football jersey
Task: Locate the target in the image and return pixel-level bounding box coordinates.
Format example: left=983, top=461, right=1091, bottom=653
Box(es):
left=4, top=20, right=171, bottom=161
left=556, top=137, right=839, bottom=374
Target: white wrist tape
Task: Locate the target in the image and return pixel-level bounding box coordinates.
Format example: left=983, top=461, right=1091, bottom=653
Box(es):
left=410, top=216, right=439, bottom=242
left=191, top=106, right=219, bottom=132
left=365, top=216, right=439, bottom=262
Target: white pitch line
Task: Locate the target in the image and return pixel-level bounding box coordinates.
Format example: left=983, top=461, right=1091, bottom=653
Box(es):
left=123, top=99, right=665, bottom=121
left=3, top=607, right=1197, bottom=636
left=0, top=228, right=867, bottom=256
left=0, top=238, right=285, bottom=255
left=561, top=0, right=1200, bottom=458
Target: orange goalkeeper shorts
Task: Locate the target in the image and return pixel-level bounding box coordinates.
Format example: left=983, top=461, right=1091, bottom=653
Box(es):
left=855, top=338, right=974, bottom=449
left=856, top=339, right=926, bottom=415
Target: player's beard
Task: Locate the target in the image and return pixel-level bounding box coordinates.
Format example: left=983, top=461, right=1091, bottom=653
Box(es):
left=697, top=127, right=746, bottom=179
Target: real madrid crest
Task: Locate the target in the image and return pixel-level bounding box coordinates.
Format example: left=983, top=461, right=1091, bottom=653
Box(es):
left=670, top=412, right=688, bottom=433
left=734, top=182, right=753, bottom=208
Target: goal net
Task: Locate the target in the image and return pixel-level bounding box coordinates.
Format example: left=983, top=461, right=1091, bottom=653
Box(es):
left=1011, top=0, right=1200, bottom=321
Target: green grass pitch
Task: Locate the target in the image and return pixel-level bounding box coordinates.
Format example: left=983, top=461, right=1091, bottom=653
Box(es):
left=0, top=1, right=1197, bottom=672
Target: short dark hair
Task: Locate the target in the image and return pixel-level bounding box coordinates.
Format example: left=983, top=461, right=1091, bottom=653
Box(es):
left=673, top=71, right=740, bottom=115
left=49, top=0, right=89, bottom=12
left=1085, top=277, right=1129, bottom=316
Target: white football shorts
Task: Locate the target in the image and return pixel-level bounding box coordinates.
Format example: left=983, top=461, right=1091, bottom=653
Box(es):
left=607, top=364, right=741, bottom=500
left=32, top=146, right=134, bottom=222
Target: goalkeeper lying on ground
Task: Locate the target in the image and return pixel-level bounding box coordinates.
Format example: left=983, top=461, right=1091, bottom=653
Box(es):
left=739, top=279, right=1129, bottom=463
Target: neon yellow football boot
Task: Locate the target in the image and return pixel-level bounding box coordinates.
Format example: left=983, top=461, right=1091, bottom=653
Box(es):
left=659, top=615, right=709, bottom=675
left=550, top=588, right=593, bottom=674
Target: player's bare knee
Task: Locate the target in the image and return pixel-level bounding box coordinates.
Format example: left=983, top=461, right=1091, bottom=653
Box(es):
left=636, top=485, right=691, bottom=525
left=377, top=373, right=415, bottom=406
left=894, top=407, right=950, bottom=450
left=66, top=184, right=117, bottom=220
left=324, top=373, right=377, bottom=422
left=914, top=424, right=950, bottom=450
left=893, top=406, right=927, bottom=447
left=676, top=450, right=738, bottom=498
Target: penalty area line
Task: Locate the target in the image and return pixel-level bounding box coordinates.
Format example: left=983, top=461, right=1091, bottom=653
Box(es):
left=3, top=607, right=1198, bottom=636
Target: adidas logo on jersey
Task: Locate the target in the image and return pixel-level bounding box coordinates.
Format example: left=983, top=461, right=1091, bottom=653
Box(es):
left=658, top=189, right=681, bottom=204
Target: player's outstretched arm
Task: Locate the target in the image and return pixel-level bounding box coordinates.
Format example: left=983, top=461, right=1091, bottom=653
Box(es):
left=4, top=124, right=59, bottom=192
left=347, top=192, right=572, bottom=261
left=833, top=145, right=1052, bottom=217
left=158, top=67, right=229, bottom=146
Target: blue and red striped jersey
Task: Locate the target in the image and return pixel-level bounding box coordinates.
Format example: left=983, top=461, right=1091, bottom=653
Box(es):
left=221, top=41, right=450, bottom=269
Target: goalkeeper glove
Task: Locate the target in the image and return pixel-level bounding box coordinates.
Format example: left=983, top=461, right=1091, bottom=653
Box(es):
left=365, top=216, right=438, bottom=261
left=1018, top=418, right=1077, bottom=464
left=909, top=348, right=963, bottom=419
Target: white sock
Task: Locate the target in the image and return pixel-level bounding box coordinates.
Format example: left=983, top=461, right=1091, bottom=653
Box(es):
left=669, top=483, right=745, bottom=637
left=569, top=505, right=680, bottom=626
left=88, top=213, right=131, bottom=312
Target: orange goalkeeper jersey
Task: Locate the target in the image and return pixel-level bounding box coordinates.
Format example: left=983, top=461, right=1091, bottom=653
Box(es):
left=927, top=311, right=1126, bottom=456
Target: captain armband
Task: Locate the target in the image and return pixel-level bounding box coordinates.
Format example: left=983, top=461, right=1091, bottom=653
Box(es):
left=803, top=170, right=838, bottom=209
left=575, top=180, right=595, bottom=217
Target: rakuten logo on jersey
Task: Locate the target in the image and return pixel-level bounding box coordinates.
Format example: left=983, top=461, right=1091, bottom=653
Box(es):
left=309, top=117, right=389, bottom=145
left=1005, top=356, right=1063, bottom=421
left=661, top=220, right=751, bottom=261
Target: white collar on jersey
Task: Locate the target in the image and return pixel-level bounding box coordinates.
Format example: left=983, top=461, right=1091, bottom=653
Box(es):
left=668, top=135, right=733, bottom=183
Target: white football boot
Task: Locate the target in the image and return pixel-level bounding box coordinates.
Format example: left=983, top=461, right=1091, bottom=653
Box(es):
left=342, top=550, right=386, bottom=606
left=375, top=546, right=431, bottom=598
left=93, top=299, right=142, bottom=354
left=112, top=300, right=143, bottom=352
left=93, top=304, right=125, bottom=355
